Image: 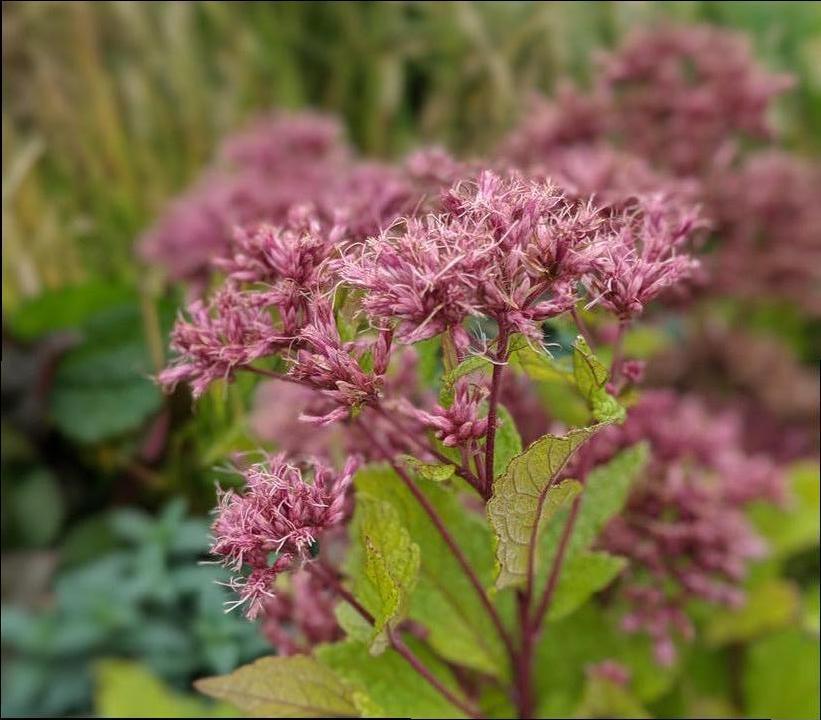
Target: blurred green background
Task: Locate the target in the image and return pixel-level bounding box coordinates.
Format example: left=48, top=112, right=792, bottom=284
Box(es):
left=2, top=2, right=819, bottom=717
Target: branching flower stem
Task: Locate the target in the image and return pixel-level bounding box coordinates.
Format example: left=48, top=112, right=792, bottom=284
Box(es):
left=357, top=420, right=518, bottom=665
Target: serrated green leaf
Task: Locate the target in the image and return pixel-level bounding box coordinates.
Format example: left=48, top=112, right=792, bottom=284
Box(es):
left=96, top=660, right=234, bottom=717
left=439, top=355, right=491, bottom=407
left=354, top=498, right=420, bottom=654
left=705, top=578, right=800, bottom=646
left=400, top=456, right=455, bottom=482
left=316, top=640, right=463, bottom=718
left=572, top=336, right=624, bottom=423
left=350, top=466, right=508, bottom=678
left=488, top=429, right=585, bottom=589
left=195, top=655, right=358, bottom=717
left=493, top=404, right=522, bottom=479
left=743, top=629, right=820, bottom=720
left=549, top=552, right=627, bottom=621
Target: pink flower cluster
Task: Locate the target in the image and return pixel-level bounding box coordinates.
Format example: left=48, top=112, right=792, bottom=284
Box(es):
left=138, top=112, right=458, bottom=288
left=499, top=24, right=819, bottom=316
left=575, top=391, right=783, bottom=663
left=211, top=453, right=356, bottom=620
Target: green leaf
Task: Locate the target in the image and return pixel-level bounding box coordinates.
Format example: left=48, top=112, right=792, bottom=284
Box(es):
left=353, top=497, right=420, bottom=654
left=534, top=603, right=679, bottom=717
left=350, top=466, right=508, bottom=678
left=9, top=468, right=65, bottom=547
left=493, top=404, right=522, bottom=479
left=400, top=456, right=455, bottom=483
left=574, top=673, right=650, bottom=719
left=8, top=281, right=134, bottom=340
left=49, top=304, right=164, bottom=442
left=195, top=655, right=358, bottom=718
left=510, top=345, right=573, bottom=383
left=439, top=355, right=491, bottom=407
left=487, top=427, right=587, bottom=589
left=572, top=336, right=624, bottom=424
left=748, top=461, right=820, bottom=559
left=317, top=640, right=463, bottom=718
left=705, top=578, right=800, bottom=646
left=743, top=629, right=820, bottom=720
left=96, top=660, right=235, bottom=717
left=549, top=552, right=627, bottom=622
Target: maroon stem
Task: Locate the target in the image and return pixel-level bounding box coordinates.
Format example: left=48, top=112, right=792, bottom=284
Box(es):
left=532, top=494, right=583, bottom=634
left=484, top=323, right=510, bottom=493
left=309, top=562, right=374, bottom=624
left=360, top=422, right=517, bottom=663
left=515, top=592, right=535, bottom=719
left=389, top=630, right=482, bottom=718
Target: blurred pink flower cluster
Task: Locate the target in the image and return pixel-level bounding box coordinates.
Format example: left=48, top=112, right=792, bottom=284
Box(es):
left=574, top=391, right=782, bottom=664
left=499, top=24, right=819, bottom=315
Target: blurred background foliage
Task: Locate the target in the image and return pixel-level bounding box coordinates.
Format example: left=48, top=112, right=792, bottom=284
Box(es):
left=2, top=1, right=819, bottom=717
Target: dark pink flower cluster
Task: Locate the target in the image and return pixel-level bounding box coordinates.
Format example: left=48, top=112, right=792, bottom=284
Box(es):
left=212, top=453, right=357, bottom=620
left=402, top=377, right=490, bottom=448
left=260, top=568, right=343, bottom=655
left=599, top=25, right=793, bottom=176
left=340, top=170, right=609, bottom=344
left=573, top=390, right=783, bottom=663
left=139, top=112, right=463, bottom=287
left=583, top=193, right=704, bottom=320
left=159, top=288, right=287, bottom=398
left=709, top=151, right=821, bottom=315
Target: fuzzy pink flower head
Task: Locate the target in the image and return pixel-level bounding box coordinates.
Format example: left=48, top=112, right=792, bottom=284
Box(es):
left=212, top=453, right=358, bottom=619
left=288, top=303, right=393, bottom=425
left=341, top=170, right=603, bottom=344
left=584, top=193, right=704, bottom=319
left=339, top=214, right=486, bottom=346
left=499, top=84, right=607, bottom=167
left=159, top=288, right=286, bottom=398
left=402, top=377, right=490, bottom=448
left=599, top=24, right=794, bottom=175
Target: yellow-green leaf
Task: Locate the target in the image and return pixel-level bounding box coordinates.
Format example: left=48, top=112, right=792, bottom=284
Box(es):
left=488, top=428, right=594, bottom=590
left=705, top=578, right=800, bottom=646
left=96, top=660, right=235, bottom=718
left=356, top=497, right=420, bottom=654
left=194, top=655, right=358, bottom=718
left=316, top=640, right=463, bottom=718
left=549, top=552, right=627, bottom=621
left=572, top=336, right=624, bottom=424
